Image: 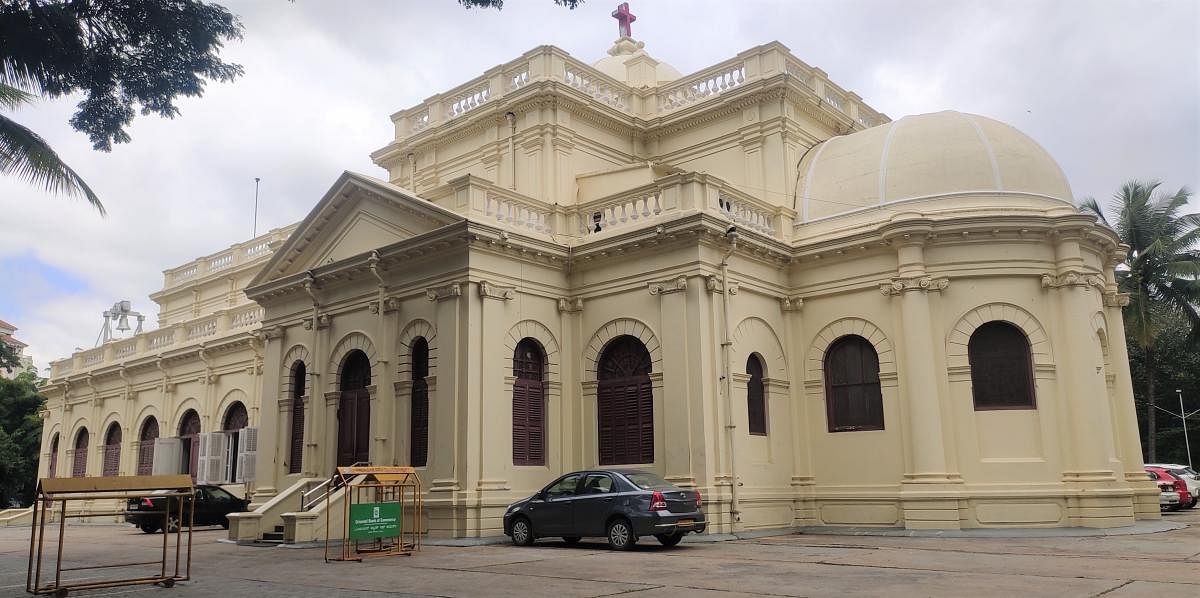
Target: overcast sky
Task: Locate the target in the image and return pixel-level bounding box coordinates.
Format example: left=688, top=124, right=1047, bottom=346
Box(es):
left=1, top=0, right=1196, bottom=370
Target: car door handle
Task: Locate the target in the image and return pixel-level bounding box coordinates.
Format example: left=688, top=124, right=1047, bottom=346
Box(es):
left=603, top=498, right=613, bottom=503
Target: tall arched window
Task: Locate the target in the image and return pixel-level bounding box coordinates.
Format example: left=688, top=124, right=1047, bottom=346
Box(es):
left=512, top=338, right=546, bottom=466
left=968, top=321, right=1036, bottom=410
left=48, top=434, right=59, bottom=478
left=137, top=417, right=159, bottom=476
left=824, top=335, right=884, bottom=432
left=747, top=354, right=767, bottom=436
left=596, top=335, right=654, bottom=465
left=410, top=338, right=430, bottom=467
left=222, top=401, right=248, bottom=431
left=289, top=361, right=306, bottom=474
left=102, top=423, right=122, bottom=476
left=178, top=409, right=201, bottom=481
left=337, top=351, right=371, bottom=467
left=71, top=428, right=89, bottom=477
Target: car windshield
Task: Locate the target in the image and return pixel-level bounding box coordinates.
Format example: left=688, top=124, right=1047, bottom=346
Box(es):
left=207, top=487, right=236, bottom=501
left=621, top=471, right=674, bottom=490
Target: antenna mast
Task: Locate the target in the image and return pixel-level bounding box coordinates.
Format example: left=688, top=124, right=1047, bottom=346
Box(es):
left=252, top=177, right=261, bottom=237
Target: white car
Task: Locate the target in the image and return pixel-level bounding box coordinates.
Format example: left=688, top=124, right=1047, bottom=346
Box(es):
left=1145, top=463, right=1200, bottom=504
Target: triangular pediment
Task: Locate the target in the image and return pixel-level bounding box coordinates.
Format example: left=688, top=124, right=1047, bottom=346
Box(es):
left=251, top=172, right=463, bottom=286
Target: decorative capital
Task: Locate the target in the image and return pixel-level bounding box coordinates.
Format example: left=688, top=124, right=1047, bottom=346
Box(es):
left=316, top=314, right=331, bottom=329
left=478, top=280, right=515, bottom=301
left=557, top=296, right=584, bottom=313
left=383, top=297, right=402, bottom=312
left=648, top=275, right=689, bottom=296
left=879, top=276, right=949, bottom=296
left=1041, top=271, right=1105, bottom=291
left=302, top=318, right=313, bottom=331
left=426, top=283, right=463, bottom=302
left=262, top=325, right=285, bottom=340
left=1104, top=291, right=1131, bottom=307
left=780, top=296, right=804, bottom=311
left=367, top=301, right=380, bottom=314
left=704, top=275, right=738, bottom=295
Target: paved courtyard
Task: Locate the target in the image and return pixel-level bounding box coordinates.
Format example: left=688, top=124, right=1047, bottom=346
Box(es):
left=1, top=509, right=1197, bottom=597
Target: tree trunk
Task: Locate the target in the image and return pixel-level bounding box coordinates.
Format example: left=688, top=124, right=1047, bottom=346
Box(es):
left=1145, top=346, right=1157, bottom=463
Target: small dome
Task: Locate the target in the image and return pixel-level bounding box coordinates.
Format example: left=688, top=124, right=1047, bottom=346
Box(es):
left=591, top=38, right=681, bottom=88
left=796, top=111, right=1073, bottom=222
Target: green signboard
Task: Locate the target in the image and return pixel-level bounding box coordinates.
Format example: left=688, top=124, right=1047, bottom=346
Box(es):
left=348, top=502, right=401, bottom=540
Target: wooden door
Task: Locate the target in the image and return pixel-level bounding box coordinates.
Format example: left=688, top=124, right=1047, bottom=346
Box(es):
left=596, top=335, right=654, bottom=465
left=337, top=389, right=371, bottom=466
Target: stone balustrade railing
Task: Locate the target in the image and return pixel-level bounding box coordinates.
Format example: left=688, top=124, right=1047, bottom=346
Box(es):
left=578, top=187, right=664, bottom=237
left=48, top=306, right=266, bottom=379
left=717, top=192, right=777, bottom=237
left=484, top=192, right=552, bottom=233
left=162, top=225, right=296, bottom=289
left=388, top=43, right=887, bottom=141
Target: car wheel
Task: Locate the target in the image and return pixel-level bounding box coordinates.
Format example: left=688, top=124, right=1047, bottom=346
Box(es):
left=562, top=536, right=581, bottom=545
left=139, top=524, right=159, bottom=534
left=655, top=532, right=684, bottom=547
left=163, top=514, right=181, bottom=534
left=510, top=517, right=534, bottom=546
left=606, top=519, right=636, bottom=551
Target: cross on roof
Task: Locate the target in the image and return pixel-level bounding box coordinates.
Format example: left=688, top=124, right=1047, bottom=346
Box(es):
left=612, top=2, right=636, bottom=38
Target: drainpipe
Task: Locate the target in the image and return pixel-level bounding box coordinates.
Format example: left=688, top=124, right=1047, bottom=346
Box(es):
left=505, top=112, right=517, bottom=190
left=720, top=227, right=741, bottom=526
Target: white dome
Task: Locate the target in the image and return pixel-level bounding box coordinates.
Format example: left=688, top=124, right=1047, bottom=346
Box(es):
left=591, top=38, right=681, bottom=88
left=796, top=111, right=1074, bottom=222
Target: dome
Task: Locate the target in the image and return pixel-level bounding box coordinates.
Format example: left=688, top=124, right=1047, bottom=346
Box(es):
left=591, top=38, right=682, bottom=88
left=796, top=111, right=1074, bottom=222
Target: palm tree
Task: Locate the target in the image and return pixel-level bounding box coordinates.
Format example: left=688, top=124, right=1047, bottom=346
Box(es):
left=1081, top=180, right=1199, bottom=462
left=0, top=80, right=105, bottom=215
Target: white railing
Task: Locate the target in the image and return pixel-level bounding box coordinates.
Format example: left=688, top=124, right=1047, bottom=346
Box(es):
left=411, top=110, right=431, bottom=133
left=657, top=63, right=746, bottom=113
left=174, top=265, right=199, bottom=283
left=718, top=193, right=776, bottom=237
left=244, top=241, right=271, bottom=258
left=580, top=191, right=663, bottom=236
left=82, top=351, right=104, bottom=366
left=186, top=318, right=218, bottom=341
left=148, top=329, right=175, bottom=350
left=231, top=307, right=263, bottom=328
left=785, top=61, right=814, bottom=89
left=485, top=193, right=552, bottom=233
left=115, top=341, right=137, bottom=359
left=563, top=64, right=628, bottom=110
left=506, top=68, right=530, bottom=92
left=162, top=225, right=296, bottom=290
left=208, top=253, right=234, bottom=272
left=446, top=83, right=491, bottom=118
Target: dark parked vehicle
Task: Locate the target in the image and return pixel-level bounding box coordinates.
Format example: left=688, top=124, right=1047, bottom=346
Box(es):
left=125, top=485, right=249, bottom=533
left=503, top=470, right=706, bottom=550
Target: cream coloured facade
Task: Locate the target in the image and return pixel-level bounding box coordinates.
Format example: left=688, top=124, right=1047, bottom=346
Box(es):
left=39, top=35, right=1157, bottom=540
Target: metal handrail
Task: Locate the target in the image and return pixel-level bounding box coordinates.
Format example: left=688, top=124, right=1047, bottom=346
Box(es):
left=300, top=480, right=332, bottom=512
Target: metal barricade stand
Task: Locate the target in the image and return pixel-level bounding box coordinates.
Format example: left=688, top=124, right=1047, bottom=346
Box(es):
left=324, top=465, right=422, bottom=562
left=26, top=475, right=195, bottom=597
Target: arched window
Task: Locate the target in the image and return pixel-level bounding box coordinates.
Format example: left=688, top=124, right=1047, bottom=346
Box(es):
left=137, top=417, right=159, bottom=476
left=48, top=434, right=59, bottom=478
left=71, top=428, right=89, bottom=477
left=410, top=338, right=429, bottom=467
left=512, top=338, right=546, bottom=466
left=824, top=335, right=884, bottom=432
left=337, top=350, right=371, bottom=467
left=102, top=423, right=122, bottom=476
left=596, top=335, right=654, bottom=465
left=968, top=321, right=1036, bottom=410
left=289, top=361, right=306, bottom=474
left=222, top=402, right=248, bottom=432
left=747, top=354, right=767, bottom=436
left=179, top=409, right=201, bottom=480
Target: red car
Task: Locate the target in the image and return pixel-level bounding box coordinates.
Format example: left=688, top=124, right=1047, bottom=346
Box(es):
left=1147, top=466, right=1194, bottom=511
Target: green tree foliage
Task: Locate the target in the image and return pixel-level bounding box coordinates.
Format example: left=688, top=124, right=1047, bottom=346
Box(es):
left=1128, top=311, right=1200, bottom=465
left=458, top=0, right=581, bottom=9
left=0, top=0, right=245, bottom=213
left=0, top=371, right=45, bottom=507
left=1081, top=180, right=1199, bottom=462
left=0, top=338, right=21, bottom=373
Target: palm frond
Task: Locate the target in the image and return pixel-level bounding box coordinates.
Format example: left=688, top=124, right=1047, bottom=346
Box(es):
left=1079, top=196, right=1111, bottom=227
left=0, top=83, right=35, bottom=110
left=0, top=113, right=105, bottom=215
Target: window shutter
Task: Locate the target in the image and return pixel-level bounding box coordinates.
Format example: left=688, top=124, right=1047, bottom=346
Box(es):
left=236, top=427, right=258, bottom=483
left=824, top=335, right=884, bottom=432
left=195, top=433, right=210, bottom=484
left=152, top=438, right=182, bottom=475
left=969, top=321, right=1036, bottom=410
left=289, top=397, right=304, bottom=474
left=529, top=381, right=545, bottom=465
left=211, top=433, right=230, bottom=484
left=411, top=379, right=429, bottom=467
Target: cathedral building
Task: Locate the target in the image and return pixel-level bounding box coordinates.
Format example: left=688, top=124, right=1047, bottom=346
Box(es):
left=38, top=26, right=1157, bottom=541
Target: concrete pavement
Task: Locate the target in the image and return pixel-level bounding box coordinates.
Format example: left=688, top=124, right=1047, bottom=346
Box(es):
left=1, top=509, right=1196, bottom=597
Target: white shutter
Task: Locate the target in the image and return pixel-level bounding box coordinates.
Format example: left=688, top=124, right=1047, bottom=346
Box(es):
left=152, top=438, right=182, bottom=475
left=195, top=433, right=210, bottom=484
left=207, top=433, right=229, bottom=484
left=236, top=427, right=258, bottom=483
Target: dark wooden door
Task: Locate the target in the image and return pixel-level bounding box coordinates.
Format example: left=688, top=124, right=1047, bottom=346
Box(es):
left=596, top=336, right=654, bottom=465
left=337, top=389, right=371, bottom=466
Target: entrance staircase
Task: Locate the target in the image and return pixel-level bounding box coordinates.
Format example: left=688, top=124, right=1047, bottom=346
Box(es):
left=227, top=476, right=353, bottom=545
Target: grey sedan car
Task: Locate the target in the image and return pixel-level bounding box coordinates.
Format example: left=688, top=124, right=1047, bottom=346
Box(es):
left=503, top=469, right=706, bottom=550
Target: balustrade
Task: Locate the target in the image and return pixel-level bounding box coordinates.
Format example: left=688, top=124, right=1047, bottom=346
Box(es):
left=507, top=69, right=530, bottom=92
left=114, top=341, right=137, bottom=359
left=231, top=307, right=263, bottom=328
left=717, top=193, right=776, bottom=237
left=485, top=193, right=551, bottom=233
left=563, top=65, right=628, bottom=110
left=148, top=329, right=176, bottom=350
left=580, top=192, right=663, bottom=236
left=411, top=111, right=431, bottom=133
left=657, top=63, right=746, bottom=112
left=446, top=83, right=491, bottom=118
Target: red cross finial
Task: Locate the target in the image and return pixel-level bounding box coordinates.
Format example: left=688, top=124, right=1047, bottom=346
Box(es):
left=612, top=2, right=636, bottom=38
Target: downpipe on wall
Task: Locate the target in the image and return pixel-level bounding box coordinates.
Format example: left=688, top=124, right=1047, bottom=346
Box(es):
left=720, top=227, right=741, bottom=526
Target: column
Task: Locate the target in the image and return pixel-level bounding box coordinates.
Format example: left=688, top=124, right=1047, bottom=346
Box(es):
left=425, top=282, right=465, bottom=538
left=649, top=276, right=697, bottom=489
left=252, top=327, right=283, bottom=506
left=880, top=236, right=961, bottom=530
left=474, top=281, right=515, bottom=536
